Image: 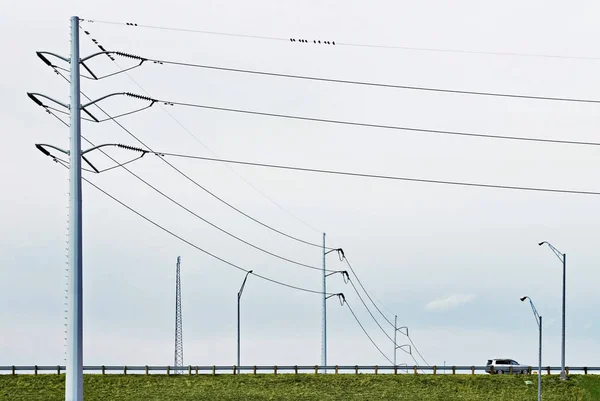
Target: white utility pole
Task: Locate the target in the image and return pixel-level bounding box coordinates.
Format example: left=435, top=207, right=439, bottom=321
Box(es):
left=65, top=15, right=83, bottom=401
left=322, top=233, right=326, bottom=373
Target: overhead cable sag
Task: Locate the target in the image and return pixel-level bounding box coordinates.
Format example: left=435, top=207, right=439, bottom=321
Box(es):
left=33, top=75, right=332, bottom=273
left=51, top=159, right=335, bottom=296
left=33, top=69, right=331, bottom=251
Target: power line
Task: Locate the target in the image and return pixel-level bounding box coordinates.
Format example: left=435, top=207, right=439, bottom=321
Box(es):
left=344, top=258, right=395, bottom=328
left=81, top=18, right=600, bottom=61
left=347, top=278, right=395, bottom=344
left=146, top=150, right=600, bottom=197
left=147, top=57, right=600, bottom=105
left=82, top=19, right=289, bottom=42
left=47, top=69, right=331, bottom=250
left=80, top=27, right=323, bottom=235
left=157, top=98, right=600, bottom=147
left=344, top=257, right=430, bottom=366
left=344, top=300, right=394, bottom=365
left=407, top=334, right=430, bottom=367
left=52, top=158, right=334, bottom=296
left=43, top=71, right=328, bottom=270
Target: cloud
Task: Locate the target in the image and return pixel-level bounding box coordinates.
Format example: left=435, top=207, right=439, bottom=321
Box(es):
left=425, top=294, right=475, bottom=312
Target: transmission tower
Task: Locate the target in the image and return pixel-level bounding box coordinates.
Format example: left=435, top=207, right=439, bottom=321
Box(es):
left=174, top=256, right=184, bottom=373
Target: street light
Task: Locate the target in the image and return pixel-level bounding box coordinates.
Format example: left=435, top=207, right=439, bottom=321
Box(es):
left=237, top=270, right=253, bottom=374
left=538, top=241, right=567, bottom=380
left=521, top=296, right=542, bottom=401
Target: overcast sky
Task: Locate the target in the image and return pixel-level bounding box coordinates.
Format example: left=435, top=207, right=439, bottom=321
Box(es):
left=1, top=0, right=599, bottom=370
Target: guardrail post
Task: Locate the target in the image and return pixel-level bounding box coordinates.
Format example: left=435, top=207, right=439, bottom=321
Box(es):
left=314, top=365, right=318, bottom=374
left=145, top=365, right=149, bottom=375
left=490, top=366, right=494, bottom=374
left=584, top=367, right=588, bottom=375
left=57, top=365, right=61, bottom=375
left=253, top=365, right=257, bottom=375
left=34, top=365, right=38, bottom=375
left=452, top=366, right=456, bottom=375
left=565, top=366, right=569, bottom=375
left=11, top=366, right=15, bottom=375
left=124, top=366, right=127, bottom=375
left=414, top=366, right=417, bottom=375
left=528, top=366, right=532, bottom=374
left=233, top=365, right=237, bottom=375
left=433, top=366, right=437, bottom=375
left=355, top=365, right=358, bottom=375
left=188, top=366, right=192, bottom=375
left=294, top=365, right=298, bottom=374
left=394, top=366, right=397, bottom=375
left=509, top=366, right=513, bottom=374
left=167, top=366, right=171, bottom=376
left=212, top=365, right=216, bottom=376
left=195, top=366, right=198, bottom=375
left=546, top=367, right=550, bottom=375
left=274, top=366, right=278, bottom=375
left=375, top=365, right=378, bottom=375
left=101, top=365, right=105, bottom=375
left=471, top=366, right=475, bottom=375
left=335, top=365, right=339, bottom=375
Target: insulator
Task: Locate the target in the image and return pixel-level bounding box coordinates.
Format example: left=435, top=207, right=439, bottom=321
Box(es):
left=115, top=51, right=147, bottom=61
left=118, top=144, right=147, bottom=153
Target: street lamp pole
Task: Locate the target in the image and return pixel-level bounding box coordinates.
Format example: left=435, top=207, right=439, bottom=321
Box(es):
left=521, top=296, right=542, bottom=401
left=539, top=241, right=567, bottom=380
left=237, top=270, right=253, bottom=374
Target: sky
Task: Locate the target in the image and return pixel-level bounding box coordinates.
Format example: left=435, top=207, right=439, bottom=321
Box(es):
left=1, top=0, right=599, bottom=370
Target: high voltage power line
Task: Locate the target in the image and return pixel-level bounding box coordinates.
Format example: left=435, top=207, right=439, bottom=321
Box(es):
left=343, top=299, right=395, bottom=365
left=155, top=98, right=600, bottom=147
left=42, top=113, right=330, bottom=273
left=81, top=18, right=600, bottom=61
left=82, top=149, right=600, bottom=197
left=343, top=257, right=429, bottom=366
left=141, top=57, right=600, bottom=105
left=38, top=68, right=332, bottom=251
left=79, top=27, right=324, bottom=236
left=39, top=70, right=333, bottom=264
left=52, top=159, right=336, bottom=295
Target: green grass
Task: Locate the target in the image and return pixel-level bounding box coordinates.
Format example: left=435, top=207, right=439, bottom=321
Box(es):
left=1, top=374, right=599, bottom=401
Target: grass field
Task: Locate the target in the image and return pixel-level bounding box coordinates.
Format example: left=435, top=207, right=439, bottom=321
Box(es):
left=1, top=374, right=599, bottom=401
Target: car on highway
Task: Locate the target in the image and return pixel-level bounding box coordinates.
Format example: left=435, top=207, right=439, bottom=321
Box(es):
left=485, top=358, right=530, bottom=374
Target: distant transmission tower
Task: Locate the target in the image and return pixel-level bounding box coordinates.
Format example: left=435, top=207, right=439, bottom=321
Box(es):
left=174, top=256, right=184, bottom=373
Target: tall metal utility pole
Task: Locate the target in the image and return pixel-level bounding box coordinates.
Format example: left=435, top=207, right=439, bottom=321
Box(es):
left=322, top=233, right=326, bottom=373
left=65, top=15, right=83, bottom=401
left=174, top=256, right=183, bottom=373
left=393, top=315, right=397, bottom=366
left=561, top=253, right=566, bottom=380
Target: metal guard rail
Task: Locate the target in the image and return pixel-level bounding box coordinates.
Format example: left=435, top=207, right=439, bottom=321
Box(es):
left=1, top=365, right=599, bottom=375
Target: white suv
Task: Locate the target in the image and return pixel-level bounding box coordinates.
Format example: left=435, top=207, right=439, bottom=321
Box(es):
left=485, top=358, right=529, bottom=374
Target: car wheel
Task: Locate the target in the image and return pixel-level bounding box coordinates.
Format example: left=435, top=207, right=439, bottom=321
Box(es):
left=522, top=370, right=527, bottom=374
left=497, top=370, right=504, bottom=374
